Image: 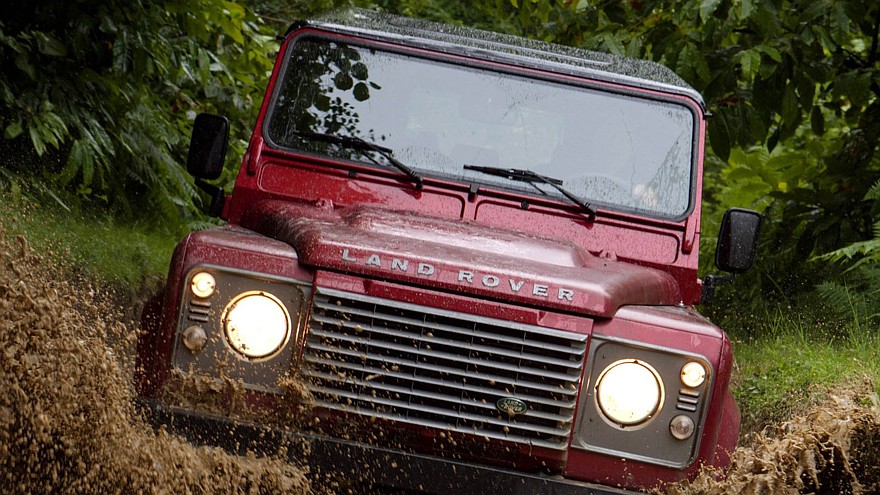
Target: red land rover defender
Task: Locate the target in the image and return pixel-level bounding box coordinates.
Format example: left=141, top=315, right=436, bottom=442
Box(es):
left=137, top=9, right=761, bottom=494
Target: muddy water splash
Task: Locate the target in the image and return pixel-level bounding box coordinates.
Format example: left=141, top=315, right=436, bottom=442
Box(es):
left=666, top=385, right=880, bottom=495
left=0, top=230, right=310, bottom=494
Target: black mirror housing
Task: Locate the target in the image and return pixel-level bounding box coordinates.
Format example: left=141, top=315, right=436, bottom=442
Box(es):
left=715, top=208, right=762, bottom=274
left=187, top=113, right=229, bottom=180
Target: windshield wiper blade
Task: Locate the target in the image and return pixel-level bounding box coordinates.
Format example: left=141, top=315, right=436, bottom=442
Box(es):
left=294, top=130, right=423, bottom=189
left=464, top=164, right=596, bottom=218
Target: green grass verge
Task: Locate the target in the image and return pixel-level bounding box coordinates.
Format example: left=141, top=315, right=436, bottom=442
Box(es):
left=731, top=310, right=880, bottom=434
left=0, top=196, right=179, bottom=290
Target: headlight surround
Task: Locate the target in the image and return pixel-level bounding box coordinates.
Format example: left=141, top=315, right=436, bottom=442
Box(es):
left=222, top=291, right=291, bottom=359
left=595, top=359, right=664, bottom=427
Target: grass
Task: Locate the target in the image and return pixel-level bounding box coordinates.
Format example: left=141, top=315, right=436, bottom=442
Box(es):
left=0, top=194, right=179, bottom=290
left=731, top=308, right=880, bottom=434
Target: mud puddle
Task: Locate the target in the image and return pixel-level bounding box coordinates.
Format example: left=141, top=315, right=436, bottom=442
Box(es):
left=1, top=225, right=879, bottom=494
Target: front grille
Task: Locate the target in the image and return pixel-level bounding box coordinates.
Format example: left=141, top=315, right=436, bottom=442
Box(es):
left=301, top=287, right=588, bottom=450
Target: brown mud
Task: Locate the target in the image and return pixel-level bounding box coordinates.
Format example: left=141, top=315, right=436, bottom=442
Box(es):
left=665, top=385, right=880, bottom=495
left=0, top=230, right=309, bottom=494
left=1, top=225, right=879, bottom=494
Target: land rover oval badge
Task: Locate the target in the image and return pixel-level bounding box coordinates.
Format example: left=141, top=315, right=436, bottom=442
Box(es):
left=496, top=397, right=528, bottom=417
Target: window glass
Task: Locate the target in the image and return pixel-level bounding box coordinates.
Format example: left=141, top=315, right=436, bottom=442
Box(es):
left=267, top=38, right=696, bottom=218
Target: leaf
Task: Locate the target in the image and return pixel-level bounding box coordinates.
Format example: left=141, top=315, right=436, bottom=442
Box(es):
left=15, top=53, right=36, bottom=80
left=4, top=121, right=23, bottom=139
left=35, top=32, right=67, bottom=57
left=28, top=125, right=46, bottom=156
left=353, top=82, right=370, bottom=102
left=760, top=46, right=782, bottom=63
left=737, top=0, right=754, bottom=20
left=699, top=0, right=722, bottom=22
left=781, top=85, right=799, bottom=125
left=738, top=49, right=761, bottom=80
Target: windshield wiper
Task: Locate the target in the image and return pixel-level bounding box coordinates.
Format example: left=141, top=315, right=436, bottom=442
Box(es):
left=463, top=164, right=596, bottom=218
left=293, top=130, right=423, bottom=189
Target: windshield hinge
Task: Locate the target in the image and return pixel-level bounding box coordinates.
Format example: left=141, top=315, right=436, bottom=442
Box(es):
left=682, top=214, right=698, bottom=254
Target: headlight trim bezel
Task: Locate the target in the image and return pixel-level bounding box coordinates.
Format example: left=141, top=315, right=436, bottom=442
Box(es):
left=172, top=264, right=311, bottom=394
left=572, top=334, right=716, bottom=469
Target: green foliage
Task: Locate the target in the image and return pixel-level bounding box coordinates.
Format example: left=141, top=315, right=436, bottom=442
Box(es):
left=0, top=0, right=276, bottom=228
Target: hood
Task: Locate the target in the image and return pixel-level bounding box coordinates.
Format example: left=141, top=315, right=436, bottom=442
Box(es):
left=240, top=200, right=682, bottom=317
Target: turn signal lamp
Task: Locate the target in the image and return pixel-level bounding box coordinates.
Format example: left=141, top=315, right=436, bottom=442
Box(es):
left=191, top=272, right=216, bottom=298
left=680, top=361, right=707, bottom=388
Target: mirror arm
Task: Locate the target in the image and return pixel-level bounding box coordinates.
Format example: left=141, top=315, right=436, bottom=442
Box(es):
left=701, top=273, right=736, bottom=306
left=195, top=178, right=226, bottom=217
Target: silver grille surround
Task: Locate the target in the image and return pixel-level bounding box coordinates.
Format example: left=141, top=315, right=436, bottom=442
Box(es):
left=302, top=287, right=588, bottom=450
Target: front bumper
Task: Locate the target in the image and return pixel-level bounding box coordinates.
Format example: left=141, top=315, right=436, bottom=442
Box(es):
left=137, top=399, right=638, bottom=495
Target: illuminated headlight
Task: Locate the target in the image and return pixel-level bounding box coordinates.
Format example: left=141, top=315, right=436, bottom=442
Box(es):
left=596, top=359, right=664, bottom=426
left=222, top=291, right=291, bottom=359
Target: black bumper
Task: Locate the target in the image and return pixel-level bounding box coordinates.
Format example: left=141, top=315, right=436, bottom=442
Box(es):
left=137, top=400, right=638, bottom=495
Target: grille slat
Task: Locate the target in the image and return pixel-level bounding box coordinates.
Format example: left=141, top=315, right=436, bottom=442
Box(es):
left=307, top=385, right=569, bottom=436
left=303, top=288, right=588, bottom=451
left=302, top=354, right=576, bottom=408
left=305, top=342, right=578, bottom=397
left=311, top=302, right=586, bottom=356
left=310, top=314, right=583, bottom=370
left=302, top=368, right=574, bottom=422
left=310, top=326, right=581, bottom=381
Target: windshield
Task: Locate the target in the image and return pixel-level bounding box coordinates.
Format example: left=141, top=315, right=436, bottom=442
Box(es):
left=266, top=37, right=697, bottom=218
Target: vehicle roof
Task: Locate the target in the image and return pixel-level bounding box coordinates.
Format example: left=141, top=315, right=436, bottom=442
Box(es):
left=287, top=8, right=703, bottom=107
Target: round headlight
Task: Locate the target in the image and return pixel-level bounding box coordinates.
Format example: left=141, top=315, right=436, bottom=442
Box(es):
left=191, top=272, right=216, bottom=298
left=596, top=359, right=663, bottom=426
left=680, top=361, right=707, bottom=388
left=223, top=291, right=290, bottom=359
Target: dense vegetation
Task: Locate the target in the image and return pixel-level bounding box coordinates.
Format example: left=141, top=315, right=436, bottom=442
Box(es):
left=2, top=0, right=879, bottom=328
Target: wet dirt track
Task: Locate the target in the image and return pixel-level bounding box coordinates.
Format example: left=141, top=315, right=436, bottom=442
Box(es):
left=0, top=226, right=878, bottom=494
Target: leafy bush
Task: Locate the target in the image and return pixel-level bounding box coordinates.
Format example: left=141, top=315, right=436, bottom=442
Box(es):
left=0, top=0, right=276, bottom=228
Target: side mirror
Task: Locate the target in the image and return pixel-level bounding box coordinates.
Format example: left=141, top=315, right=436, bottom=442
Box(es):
left=187, top=113, right=229, bottom=180
left=715, top=208, right=762, bottom=274
left=702, top=208, right=762, bottom=305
